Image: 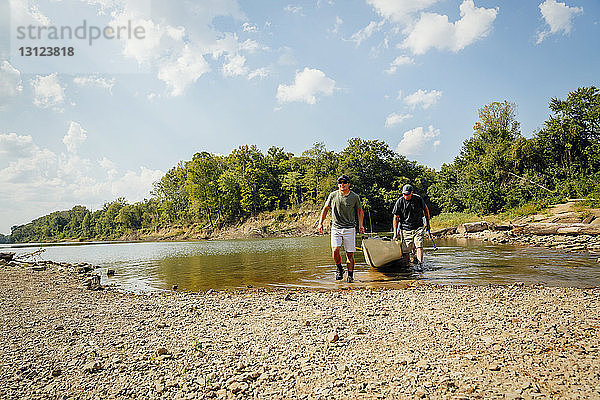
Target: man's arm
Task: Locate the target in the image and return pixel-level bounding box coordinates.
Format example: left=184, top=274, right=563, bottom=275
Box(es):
left=357, top=207, right=365, bottom=234
left=318, top=205, right=330, bottom=234
left=392, top=215, right=399, bottom=240
left=424, top=204, right=431, bottom=231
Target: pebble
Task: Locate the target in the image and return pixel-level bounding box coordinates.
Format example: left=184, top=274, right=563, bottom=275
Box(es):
left=327, top=332, right=339, bottom=343
left=1, top=263, right=599, bottom=399
left=83, top=361, right=102, bottom=373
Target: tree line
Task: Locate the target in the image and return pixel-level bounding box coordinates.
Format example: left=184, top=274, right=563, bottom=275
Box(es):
left=8, top=86, right=600, bottom=243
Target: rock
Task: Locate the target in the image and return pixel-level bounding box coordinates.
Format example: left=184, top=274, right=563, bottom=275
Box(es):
left=106, top=268, right=115, bottom=276
left=457, top=221, right=489, bottom=234
left=51, top=368, right=61, bottom=377
left=488, top=363, right=501, bottom=371
left=156, top=347, right=170, bottom=357
left=172, top=285, right=178, bottom=290
left=85, top=275, right=101, bottom=290
left=0, top=252, right=15, bottom=261
left=415, top=387, right=428, bottom=398
left=32, top=265, right=46, bottom=272
left=83, top=361, right=102, bottom=373
left=228, top=381, right=248, bottom=394
left=327, top=332, right=339, bottom=343
left=284, top=293, right=295, bottom=301
left=356, top=326, right=366, bottom=334
left=77, top=265, right=93, bottom=274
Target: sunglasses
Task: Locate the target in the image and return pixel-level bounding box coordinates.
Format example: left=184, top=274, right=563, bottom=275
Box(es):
left=338, top=181, right=349, bottom=184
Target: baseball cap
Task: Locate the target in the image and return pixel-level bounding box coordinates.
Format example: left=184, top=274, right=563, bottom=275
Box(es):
left=337, top=174, right=350, bottom=183
left=402, top=184, right=414, bottom=194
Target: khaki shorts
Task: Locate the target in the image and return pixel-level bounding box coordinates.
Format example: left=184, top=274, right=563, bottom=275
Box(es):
left=330, top=227, right=356, bottom=252
left=399, top=227, right=424, bottom=253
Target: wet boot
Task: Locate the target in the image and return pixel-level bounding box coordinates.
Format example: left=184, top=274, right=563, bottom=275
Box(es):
left=347, top=271, right=354, bottom=283
left=335, top=264, right=344, bottom=280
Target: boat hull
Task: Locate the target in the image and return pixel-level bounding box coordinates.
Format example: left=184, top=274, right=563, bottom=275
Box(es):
left=362, top=237, right=404, bottom=269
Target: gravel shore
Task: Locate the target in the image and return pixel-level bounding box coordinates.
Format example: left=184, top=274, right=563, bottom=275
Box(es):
left=1, top=264, right=599, bottom=399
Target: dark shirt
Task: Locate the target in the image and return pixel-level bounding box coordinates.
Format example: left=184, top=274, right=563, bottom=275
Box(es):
left=392, top=193, right=426, bottom=230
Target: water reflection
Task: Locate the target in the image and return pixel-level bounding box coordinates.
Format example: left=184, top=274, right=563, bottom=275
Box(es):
left=2, top=236, right=599, bottom=292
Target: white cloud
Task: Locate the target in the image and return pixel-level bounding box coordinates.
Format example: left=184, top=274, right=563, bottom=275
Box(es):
left=284, top=5, right=304, bottom=15
left=395, top=125, right=440, bottom=156
left=385, top=55, right=414, bottom=74
left=222, top=54, right=249, bottom=77
left=385, top=113, right=412, bottom=127
left=0, top=61, right=23, bottom=105
left=73, top=75, right=116, bottom=94
left=157, top=45, right=211, bottom=97
left=30, top=73, right=66, bottom=110
left=367, top=0, right=440, bottom=23
left=0, top=131, right=163, bottom=233
left=276, top=68, right=336, bottom=105
left=0, top=133, right=36, bottom=162
left=99, top=157, right=116, bottom=169
left=62, top=122, right=88, bottom=153
left=110, top=167, right=164, bottom=200
left=107, top=2, right=266, bottom=96
left=8, top=0, right=51, bottom=26
left=537, top=0, right=583, bottom=44
left=401, top=0, right=498, bottom=55
left=330, top=16, right=343, bottom=34
left=403, top=89, right=442, bottom=109
left=277, top=47, right=297, bottom=66
left=248, top=67, right=270, bottom=80
left=350, top=20, right=385, bottom=46
left=242, top=22, right=258, bottom=32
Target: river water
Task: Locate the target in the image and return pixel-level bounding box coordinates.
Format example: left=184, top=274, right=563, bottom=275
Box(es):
left=2, top=236, right=599, bottom=292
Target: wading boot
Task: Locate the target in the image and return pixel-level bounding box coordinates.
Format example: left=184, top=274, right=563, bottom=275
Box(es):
left=335, top=264, right=344, bottom=280
left=347, top=271, right=354, bottom=283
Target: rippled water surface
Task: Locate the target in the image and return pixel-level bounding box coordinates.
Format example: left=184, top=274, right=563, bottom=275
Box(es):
left=3, top=236, right=599, bottom=291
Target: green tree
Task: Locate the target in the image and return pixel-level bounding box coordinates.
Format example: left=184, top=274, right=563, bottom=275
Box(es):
left=528, top=86, right=600, bottom=197
left=429, top=101, right=525, bottom=214
left=185, top=152, right=225, bottom=227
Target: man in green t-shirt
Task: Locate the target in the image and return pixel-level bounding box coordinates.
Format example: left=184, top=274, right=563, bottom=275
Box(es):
left=318, top=175, right=365, bottom=282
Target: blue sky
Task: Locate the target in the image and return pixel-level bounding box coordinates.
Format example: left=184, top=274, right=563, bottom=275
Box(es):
left=0, top=0, right=598, bottom=234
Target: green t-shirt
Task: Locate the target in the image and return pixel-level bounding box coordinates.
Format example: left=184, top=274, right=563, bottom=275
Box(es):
left=325, top=190, right=362, bottom=229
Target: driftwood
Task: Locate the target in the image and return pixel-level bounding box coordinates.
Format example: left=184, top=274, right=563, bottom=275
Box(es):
left=14, top=248, right=46, bottom=260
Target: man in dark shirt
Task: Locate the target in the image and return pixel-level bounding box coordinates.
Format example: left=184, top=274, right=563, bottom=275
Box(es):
left=392, top=184, right=431, bottom=267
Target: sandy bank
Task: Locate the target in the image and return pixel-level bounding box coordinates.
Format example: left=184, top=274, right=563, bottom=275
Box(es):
left=1, top=263, right=599, bottom=399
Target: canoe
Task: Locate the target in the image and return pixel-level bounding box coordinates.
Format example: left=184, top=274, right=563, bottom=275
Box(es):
left=361, top=237, right=404, bottom=268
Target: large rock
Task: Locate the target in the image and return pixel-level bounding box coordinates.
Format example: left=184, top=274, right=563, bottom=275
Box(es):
left=85, top=275, right=101, bottom=290
left=457, top=221, right=488, bottom=234
left=514, top=223, right=600, bottom=236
